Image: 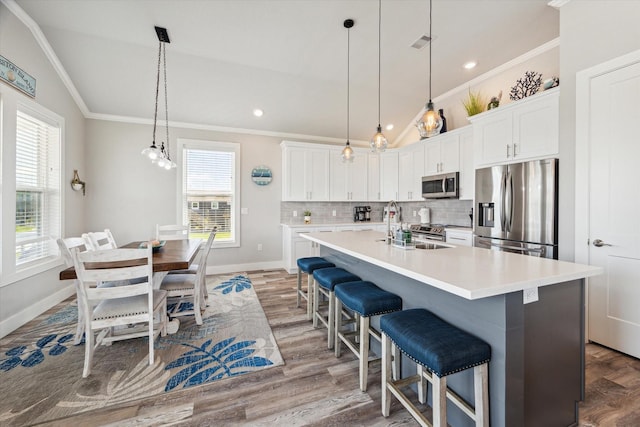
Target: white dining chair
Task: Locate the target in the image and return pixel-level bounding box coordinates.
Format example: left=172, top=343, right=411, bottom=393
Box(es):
left=71, top=245, right=168, bottom=378
left=156, top=224, right=189, bottom=241
left=84, top=229, right=118, bottom=250
left=57, top=237, right=94, bottom=344
left=159, top=231, right=216, bottom=325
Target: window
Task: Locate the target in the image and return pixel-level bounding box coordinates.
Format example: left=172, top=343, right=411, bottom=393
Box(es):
left=15, top=108, right=61, bottom=267
left=179, top=139, right=240, bottom=246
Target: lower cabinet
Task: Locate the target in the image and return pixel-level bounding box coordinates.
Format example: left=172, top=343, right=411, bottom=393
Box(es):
left=282, top=224, right=386, bottom=273
left=445, top=228, right=473, bottom=247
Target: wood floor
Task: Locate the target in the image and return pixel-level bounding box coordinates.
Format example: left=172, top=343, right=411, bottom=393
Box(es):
left=19, top=269, right=640, bottom=426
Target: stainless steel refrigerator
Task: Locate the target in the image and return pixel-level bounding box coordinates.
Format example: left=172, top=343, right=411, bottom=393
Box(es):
left=474, top=158, right=558, bottom=259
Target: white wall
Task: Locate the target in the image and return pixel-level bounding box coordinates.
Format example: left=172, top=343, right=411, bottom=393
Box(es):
left=0, top=3, right=85, bottom=336
left=85, top=119, right=284, bottom=270
left=558, top=0, right=640, bottom=261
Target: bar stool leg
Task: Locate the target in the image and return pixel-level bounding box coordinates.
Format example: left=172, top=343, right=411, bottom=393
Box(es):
left=432, top=374, right=447, bottom=427
left=307, top=273, right=314, bottom=320
left=327, top=290, right=335, bottom=349
left=417, top=364, right=427, bottom=404
left=296, top=269, right=302, bottom=308
left=359, top=316, right=370, bottom=391
left=381, top=333, right=392, bottom=417
left=475, top=364, right=490, bottom=427
left=334, top=298, right=343, bottom=356
left=312, top=279, right=320, bottom=328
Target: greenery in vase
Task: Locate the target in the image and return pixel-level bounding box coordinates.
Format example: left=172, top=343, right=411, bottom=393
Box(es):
left=462, top=89, right=487, bottom=117
left=303, top=210, right=311, bottom=216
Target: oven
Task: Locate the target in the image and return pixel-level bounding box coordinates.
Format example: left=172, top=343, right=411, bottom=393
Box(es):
left=409, top=224, right=446, bottom=242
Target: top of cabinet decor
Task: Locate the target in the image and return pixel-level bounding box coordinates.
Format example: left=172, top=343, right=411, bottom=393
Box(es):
left=467, top=87, right=559, bottom=123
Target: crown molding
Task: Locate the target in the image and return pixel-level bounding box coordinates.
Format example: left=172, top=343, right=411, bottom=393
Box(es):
left=394, top=37, right=560, bottom=145
left=2, top=0, right=90, bottom=115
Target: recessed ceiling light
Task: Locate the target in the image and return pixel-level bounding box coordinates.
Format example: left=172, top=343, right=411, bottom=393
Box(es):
left=253, top=109, right=264, bottom=117
left=463, top=61, right=477, bottom=70
left=385, top=124, right=394, bottom=131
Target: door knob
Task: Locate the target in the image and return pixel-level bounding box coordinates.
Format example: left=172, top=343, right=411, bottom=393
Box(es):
left=592, top=239, right=612, bottom=247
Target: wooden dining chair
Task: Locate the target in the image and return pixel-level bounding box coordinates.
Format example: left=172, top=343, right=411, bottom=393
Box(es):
left=156, top=224, right=189, bottom=241
left=159, top=231, right=216, bottom=325
left=84, top=229, right=118, bottom=250
left=57, top=237, right=94, bottom=344
left=71, top=246, right=168, bottom=378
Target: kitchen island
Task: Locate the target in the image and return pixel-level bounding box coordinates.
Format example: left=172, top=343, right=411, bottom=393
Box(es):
left=301, top=230, right=601, bottom=427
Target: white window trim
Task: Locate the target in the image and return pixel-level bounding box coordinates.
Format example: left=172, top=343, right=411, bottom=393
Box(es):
left=176, top=138, right=240, bottom=249
left=0, top=92, right=66, bottom=287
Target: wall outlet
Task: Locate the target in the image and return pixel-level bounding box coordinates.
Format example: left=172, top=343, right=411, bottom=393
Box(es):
left=293, top=210, right=297, bottom=217
left=523, top=287, right=539, bottom=304
left=332, top=210, right=336, bottom=216
left=257, top=243, right=263, bottom=251
left=413, top=211, right=417, bottom=217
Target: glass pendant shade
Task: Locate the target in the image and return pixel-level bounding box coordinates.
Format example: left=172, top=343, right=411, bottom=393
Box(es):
left=142, top=144, right=160, bottom=160
left=341, top=141, right=354, bottom=162
left=417, top=100, right=442, bottom=138
left=370, top=125, right=388, bottom=152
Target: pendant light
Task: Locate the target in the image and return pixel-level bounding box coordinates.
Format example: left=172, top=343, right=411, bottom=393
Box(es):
left=416, top=0, right=442, bottom=138
left=141, top=26, right=176, bottom=170
left=341, top=19, right=355, bottom=163
left=370, top=0, right=388, bottom=152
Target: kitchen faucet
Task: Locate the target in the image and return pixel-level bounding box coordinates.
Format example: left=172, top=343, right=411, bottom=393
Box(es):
left=386, top=200, right=399, bottom=244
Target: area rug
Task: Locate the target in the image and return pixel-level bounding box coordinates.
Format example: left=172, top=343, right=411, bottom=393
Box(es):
left=0, top=274, right=284, bottom=426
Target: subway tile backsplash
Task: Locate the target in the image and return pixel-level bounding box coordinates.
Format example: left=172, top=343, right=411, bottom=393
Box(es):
left=281, top=199, right=473, bottom=227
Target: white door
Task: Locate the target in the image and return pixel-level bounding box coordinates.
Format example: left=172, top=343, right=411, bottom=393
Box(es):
left=587, top=60, right=640, bottom=358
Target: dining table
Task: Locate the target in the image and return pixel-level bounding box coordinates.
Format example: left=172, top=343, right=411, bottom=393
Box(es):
left=59, top=238, right=203, bottom=335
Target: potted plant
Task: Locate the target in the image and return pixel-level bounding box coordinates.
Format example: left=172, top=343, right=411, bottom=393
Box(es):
left=303, top=210, right=312, bottom=224
left=462, top=88, right=487, bottom=117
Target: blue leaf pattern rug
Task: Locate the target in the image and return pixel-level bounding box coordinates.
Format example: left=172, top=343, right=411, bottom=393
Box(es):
left=0, top=274, right=283, bottom=426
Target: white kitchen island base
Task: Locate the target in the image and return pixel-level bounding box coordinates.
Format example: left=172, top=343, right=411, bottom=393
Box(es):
left=302, top=231, right=601, bottom=427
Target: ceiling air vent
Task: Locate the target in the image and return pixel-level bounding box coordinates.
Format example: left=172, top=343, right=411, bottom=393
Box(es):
left=411, top=34, right=431, bottom=50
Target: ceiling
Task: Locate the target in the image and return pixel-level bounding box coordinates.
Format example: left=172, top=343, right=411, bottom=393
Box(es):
left=13, top=0, right=559, bottom=145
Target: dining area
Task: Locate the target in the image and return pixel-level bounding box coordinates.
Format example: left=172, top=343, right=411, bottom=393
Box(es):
left=56, top=225, right=216, bottom=377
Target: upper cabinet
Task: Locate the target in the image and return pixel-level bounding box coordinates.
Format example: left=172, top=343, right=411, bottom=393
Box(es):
left=379, top=151, right=399, bottom=201
left=457, top=127, right=474, bottom=200
left=398, top=141, right=425, bottom=201
left=424, top=132, right=460, bottom=175
left=281, top=141, right=330, bottom=201
left=470, top=88, right=559, bottom=167
left=367, top=153, right=381, bottom=201
left=329, top=148, right=368, bottom=201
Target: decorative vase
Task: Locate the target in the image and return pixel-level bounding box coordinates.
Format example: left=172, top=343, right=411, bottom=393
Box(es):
left=304, top=216, right=311, bottom=224
left=439, top=109, right=447, bottom=133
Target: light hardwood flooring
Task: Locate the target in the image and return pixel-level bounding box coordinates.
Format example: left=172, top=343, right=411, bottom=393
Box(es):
left=15, top=269, right=640, bottom=426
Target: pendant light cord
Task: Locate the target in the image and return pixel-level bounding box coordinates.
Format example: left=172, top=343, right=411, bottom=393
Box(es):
left=428, top=0, right=432, bottom=102
left=152, top=42, right=161, bottom=145
left=377, top=0, right=381, bottom=127
left=347, top=24, right=350, bottom=144
left=162, top=42, right=170, bottom=160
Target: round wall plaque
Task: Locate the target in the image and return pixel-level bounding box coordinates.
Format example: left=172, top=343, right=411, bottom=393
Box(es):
left=251, top=165, right=272, bottom=186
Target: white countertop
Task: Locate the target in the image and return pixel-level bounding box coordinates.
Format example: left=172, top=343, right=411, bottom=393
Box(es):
left=281, top=222, right=385, bottom=228
left=301, top=230, right=602, bottom=300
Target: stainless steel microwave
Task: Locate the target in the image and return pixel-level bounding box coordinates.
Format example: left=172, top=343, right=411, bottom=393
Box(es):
left=421, top=172, right=459, bottom=199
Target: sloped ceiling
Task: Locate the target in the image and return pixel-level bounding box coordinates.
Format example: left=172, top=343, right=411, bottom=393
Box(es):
left=13, top=0, right=559, bottom=144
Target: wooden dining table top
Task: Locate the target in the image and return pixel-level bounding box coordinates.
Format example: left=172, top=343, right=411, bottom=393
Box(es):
left=58, top=238, right=202, bottom=281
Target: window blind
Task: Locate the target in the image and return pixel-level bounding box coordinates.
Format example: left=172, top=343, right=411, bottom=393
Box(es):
left=15, top=110, right=61, bottom=266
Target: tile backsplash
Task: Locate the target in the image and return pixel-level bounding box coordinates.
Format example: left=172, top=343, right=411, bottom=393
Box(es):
left=281, top=199, right=473, bottom=227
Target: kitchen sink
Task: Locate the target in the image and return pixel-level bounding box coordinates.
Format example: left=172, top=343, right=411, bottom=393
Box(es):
left=415, top=242, right=450, bottom=250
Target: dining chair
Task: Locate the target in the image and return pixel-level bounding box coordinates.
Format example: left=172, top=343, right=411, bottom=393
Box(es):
left=156, top=224, right=189, bottom=241
left=159, top=231, right=216, bottom=325
left=57, top=237, right=94, bottom=344
left=84, top=229, right=118, bottom=250
left=71, top=245, right=168, bottom=378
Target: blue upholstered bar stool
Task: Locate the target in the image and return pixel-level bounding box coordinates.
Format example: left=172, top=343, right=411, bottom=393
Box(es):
left=296, top=257, right=335, bottom=320
left=334, top=280, right=402, bottom=392
left=381, top=309, right=491, bottom=427
left=312, top=267, right=360, bottom=349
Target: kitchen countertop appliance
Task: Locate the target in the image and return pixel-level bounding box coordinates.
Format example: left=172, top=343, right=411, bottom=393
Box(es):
left=409, top=224, right=446, bottom=242
left=353, top=206, right=371, bottom=222
left=474, top=158, right=558, bottom=259
left=422, top=172, right=459, bottom=199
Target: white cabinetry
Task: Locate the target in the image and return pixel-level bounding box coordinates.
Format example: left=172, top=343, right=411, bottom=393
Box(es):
left=445, top=228, right=473, bottom=247
left=367, top=153, right=381, bottom=201
left=424, top=132, right=460, bottom=175
left=458, top=127, right=474, bottom=200
left=470, top=88, right=559, bottom=167
left=379, top=151, right=399, bottom=201
left=398, top=142, right=425, bottom=201
left=329, top=148, right=368, bottom=201
left=281, top=142, right=330, bottom=201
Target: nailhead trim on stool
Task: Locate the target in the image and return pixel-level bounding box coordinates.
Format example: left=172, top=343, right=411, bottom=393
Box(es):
left=381, top=309, right=491, bottom=427
left=312, top=267, right=360, bottom=349
left=334, top=281, right=402, bottom=391
left=296, top=257, right=335, bottom=320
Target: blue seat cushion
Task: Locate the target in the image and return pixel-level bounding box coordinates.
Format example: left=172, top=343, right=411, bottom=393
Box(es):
left=381, top=308, right=491, bottom=377
left=335, top=281, right=402, bottom=317
left=313, top=267, right=361, bottom=292
left=297, top=257, right=335, bottom=273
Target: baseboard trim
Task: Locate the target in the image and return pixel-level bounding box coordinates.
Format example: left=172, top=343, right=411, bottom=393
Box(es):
left=0, top=283, right=75, bottom=339
left=207, top=261, right=285, bottom=275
